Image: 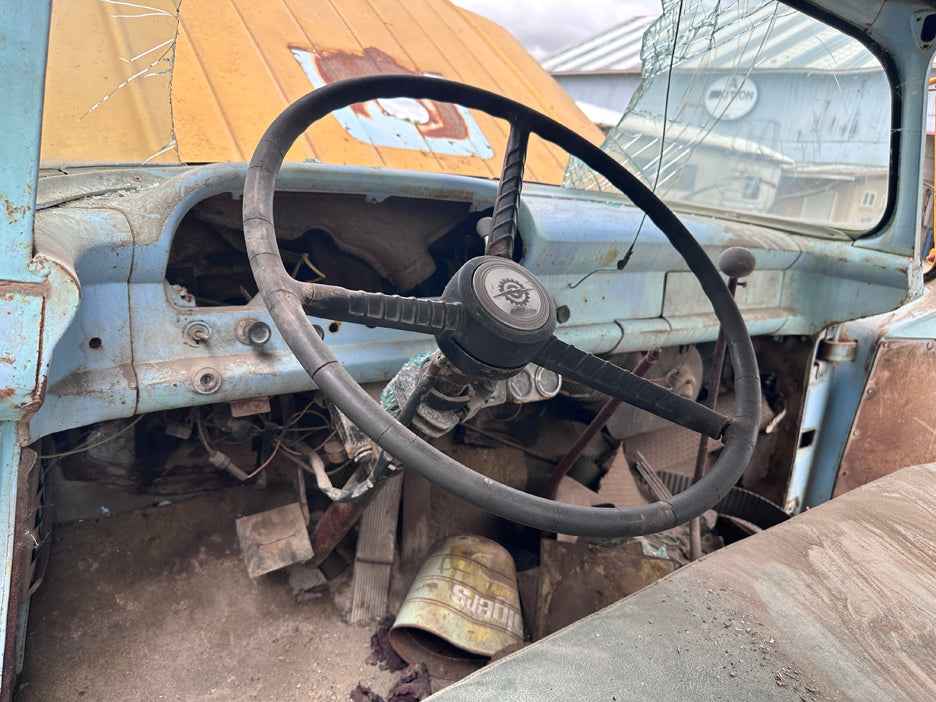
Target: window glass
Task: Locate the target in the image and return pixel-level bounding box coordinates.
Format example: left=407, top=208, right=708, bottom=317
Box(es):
left=564, top=0, right=890, bottom=234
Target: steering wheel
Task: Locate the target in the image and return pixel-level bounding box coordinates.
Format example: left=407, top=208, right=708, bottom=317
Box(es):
left=243, top=75, right=760, bottom=538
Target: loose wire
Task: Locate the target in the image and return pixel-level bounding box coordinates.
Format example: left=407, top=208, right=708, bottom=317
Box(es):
left=38, top=415, right=145, bottom=460
left=619, top=0, right=686, bottom=270
left=245, top=440, right=281, bottom=479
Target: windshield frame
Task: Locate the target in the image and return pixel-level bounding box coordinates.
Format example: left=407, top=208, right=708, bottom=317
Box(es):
left=788, top=0, right=902, bottom=241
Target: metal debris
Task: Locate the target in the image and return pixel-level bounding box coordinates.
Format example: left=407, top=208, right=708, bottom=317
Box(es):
left=235, top=503, right=313, bottom=578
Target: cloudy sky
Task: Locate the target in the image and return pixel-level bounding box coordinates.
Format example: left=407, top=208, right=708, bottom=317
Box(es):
left=451, top=0, right=662, bottom=59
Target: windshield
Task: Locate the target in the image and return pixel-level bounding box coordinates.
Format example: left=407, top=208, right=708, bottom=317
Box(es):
left=40, top=0, right=891, bottom=236
left=564, top=0, right=891, bottom=235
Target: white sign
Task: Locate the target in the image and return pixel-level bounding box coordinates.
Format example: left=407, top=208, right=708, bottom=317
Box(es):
left=704, top=76, right=758, bottom=120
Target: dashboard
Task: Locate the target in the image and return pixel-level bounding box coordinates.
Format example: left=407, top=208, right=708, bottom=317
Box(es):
left=28, top=161, right=912, bottom=444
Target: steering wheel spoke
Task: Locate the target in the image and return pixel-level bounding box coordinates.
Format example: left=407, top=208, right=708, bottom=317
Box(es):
left=296, top=281, right=466, bottom=336
left=535, top=337, right=730, bottom=440
left=485, top=120, right=530, bottom=258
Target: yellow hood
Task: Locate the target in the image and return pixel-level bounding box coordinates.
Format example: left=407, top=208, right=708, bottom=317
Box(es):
left=40, top=0, right=602, bottom=183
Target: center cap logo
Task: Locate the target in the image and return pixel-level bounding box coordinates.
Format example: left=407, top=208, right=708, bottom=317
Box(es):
left=475, top=263, right=549, bottom=330
left=495, top=278, right=531, bottom=307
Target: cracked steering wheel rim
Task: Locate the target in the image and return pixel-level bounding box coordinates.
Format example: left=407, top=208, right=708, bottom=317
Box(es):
left=243, top=75, right=760, bottom=538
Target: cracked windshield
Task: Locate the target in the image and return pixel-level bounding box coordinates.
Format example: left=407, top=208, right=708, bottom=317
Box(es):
left=564, top=0, right=890, bottom=235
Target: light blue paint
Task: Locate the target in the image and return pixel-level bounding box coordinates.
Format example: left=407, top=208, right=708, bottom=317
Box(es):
left=784, top=347, right=832, bottom=513
left=26, top=281, right=136, bottom=441
left=0, top=1, right=52, bottom=688
left=0, top=293, right=45, bottom=421
left=541, top=271, right=665, bottom=325
left=776, top=243, right=912, bottom=336
left=126, top=163, right=498, bottom=283
left=798, top=283, right=936, bottom=509
left=3, top=0, right=936, bottom=695
left=799, top=330, right=879, bottom=509
left=852, top=0, right=934, bottom=256
left=0, top=2, right=51, bottom=282
left=777, top=1, right=936, bottom=510
left=27, top=207, right=137, bottom=440
left=26, top=155, right=919, bottom=438
left=291, top=49, right=494, bottom=159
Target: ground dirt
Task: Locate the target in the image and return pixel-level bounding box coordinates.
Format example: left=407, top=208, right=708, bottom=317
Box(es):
left=16, top=487, right=403, bottom=701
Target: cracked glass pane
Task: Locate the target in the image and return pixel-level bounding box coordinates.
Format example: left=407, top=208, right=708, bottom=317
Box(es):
left=563, top=0, right=890, bottom=235
left=40, top=0, right=181, bottom=166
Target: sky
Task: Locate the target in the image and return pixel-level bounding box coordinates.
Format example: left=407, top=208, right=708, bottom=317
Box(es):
left=451, top=0, right=663, bottom=59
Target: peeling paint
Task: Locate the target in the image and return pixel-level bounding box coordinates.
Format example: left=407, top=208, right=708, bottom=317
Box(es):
left=315, top=48, right=469, bottom=141
left=291, top=46, right=494, bottom=159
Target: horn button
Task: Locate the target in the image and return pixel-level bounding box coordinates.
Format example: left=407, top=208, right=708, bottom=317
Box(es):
left=436, top=256, right=557, bottom=378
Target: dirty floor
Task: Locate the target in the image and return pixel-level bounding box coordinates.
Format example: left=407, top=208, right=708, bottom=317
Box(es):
left=16, top=487, right=402, bottom=702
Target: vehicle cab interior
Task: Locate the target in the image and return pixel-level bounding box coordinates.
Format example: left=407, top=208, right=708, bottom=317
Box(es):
left=3, top=0, right=936, bottom=700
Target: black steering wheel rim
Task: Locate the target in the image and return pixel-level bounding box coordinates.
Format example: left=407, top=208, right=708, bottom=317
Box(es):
left=243, top=74, right=760, bottom=537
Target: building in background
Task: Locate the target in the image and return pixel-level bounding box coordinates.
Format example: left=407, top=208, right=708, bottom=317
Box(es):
left=557, top=4, right=892, bottom=231
left=541, top=16, right=656, bottom=131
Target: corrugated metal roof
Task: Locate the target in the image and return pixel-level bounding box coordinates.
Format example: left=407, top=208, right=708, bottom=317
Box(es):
left=41, top=0, right=602, bottom=183
left=543, top=2, right=881, bottom=77
left=665, top=3, right=881, bottom=73
left=541, top=16, right=657, bottom=74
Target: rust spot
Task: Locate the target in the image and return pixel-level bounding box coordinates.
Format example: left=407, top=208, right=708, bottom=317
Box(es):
left=117, top=363, right=138, bottom=389
left=0, top=387, right=14, bottom=399
left=836, top=340, right=936, bottom=497
left=4, top=198, right=29, bottom=223
left=312, top=47, right=469, bottom=141
left=0, top=281, right=48, bottom=296
left=598, top=249, right=622, bottom=268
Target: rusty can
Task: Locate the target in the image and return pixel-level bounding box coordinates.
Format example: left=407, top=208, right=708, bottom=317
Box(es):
left=389, top=534, right=523, bottom=680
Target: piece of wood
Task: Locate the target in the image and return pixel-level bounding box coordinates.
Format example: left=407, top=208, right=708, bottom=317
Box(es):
left=350, top=474, right=404, bottom=623
left=399, top=470, right=432, bottom=563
